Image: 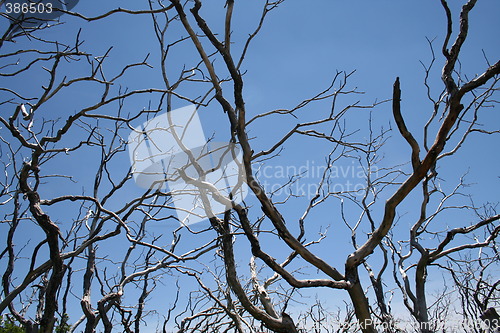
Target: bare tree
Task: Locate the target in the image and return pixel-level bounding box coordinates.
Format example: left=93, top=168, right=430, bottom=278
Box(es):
left=0, top=0, right=499, bottom=332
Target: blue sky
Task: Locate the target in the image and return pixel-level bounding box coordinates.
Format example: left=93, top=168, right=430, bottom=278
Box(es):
left=1, top=0, right=499, bottom=331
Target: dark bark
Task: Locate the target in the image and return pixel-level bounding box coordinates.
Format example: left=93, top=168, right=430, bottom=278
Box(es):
left=19, top=161, right=66, bottom=333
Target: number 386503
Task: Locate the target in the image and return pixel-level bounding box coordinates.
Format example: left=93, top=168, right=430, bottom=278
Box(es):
left=5, top=2, right=53, bottom=14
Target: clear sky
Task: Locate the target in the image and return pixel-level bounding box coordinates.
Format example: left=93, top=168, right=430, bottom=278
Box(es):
left=1, top=0, right=499, bottom=331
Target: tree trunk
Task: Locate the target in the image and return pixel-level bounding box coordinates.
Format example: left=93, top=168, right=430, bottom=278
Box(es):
left=347, top=271, right=377, bottom=333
